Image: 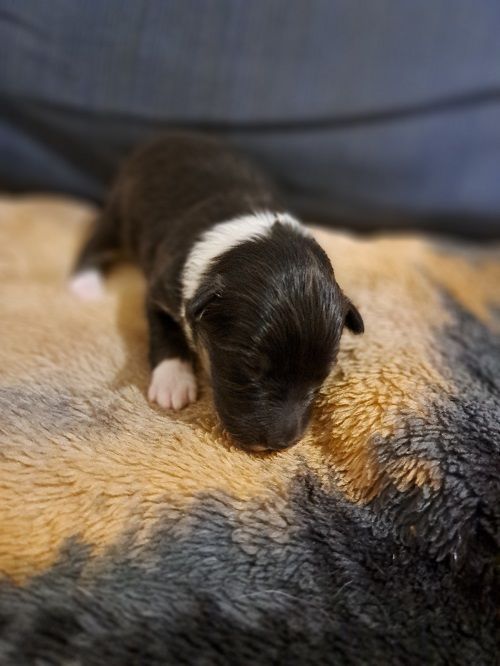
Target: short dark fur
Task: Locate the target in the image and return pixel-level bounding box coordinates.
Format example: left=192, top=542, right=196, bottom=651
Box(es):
left=74, top=132, right=363, bottom=450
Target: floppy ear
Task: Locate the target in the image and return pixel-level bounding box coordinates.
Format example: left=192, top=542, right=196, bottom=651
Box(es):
left=185, top=275, right=224, bottom=324
left=345, top=299, right=364, bottom=334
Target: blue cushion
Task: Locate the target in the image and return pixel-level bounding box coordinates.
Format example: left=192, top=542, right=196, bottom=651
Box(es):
left=1, top=1, right=500, bottom=232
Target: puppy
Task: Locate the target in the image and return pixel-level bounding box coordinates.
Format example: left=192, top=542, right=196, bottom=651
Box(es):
left=70, top=132, right=364, bottom=451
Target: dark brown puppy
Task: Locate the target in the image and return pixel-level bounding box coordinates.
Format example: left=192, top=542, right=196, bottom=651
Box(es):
left=70, top=132, right=364, bottom=451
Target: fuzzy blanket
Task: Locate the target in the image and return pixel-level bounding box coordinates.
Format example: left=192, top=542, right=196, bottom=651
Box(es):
left=0, top=196, right=499, bottom=665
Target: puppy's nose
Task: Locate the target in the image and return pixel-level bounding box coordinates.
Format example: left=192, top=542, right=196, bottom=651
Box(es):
left=265, top=438, right=298, bottom=451
left=264, top=423, right=303, bottom=451
left=243, top=433, right=301, bottom=452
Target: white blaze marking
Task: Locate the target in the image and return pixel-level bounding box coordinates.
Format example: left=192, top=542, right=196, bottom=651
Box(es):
left=181, top=210, right=306, bottom=303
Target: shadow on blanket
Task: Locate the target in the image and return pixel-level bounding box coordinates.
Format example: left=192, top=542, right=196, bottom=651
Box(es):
left=0, top=196, right=499, bottom=665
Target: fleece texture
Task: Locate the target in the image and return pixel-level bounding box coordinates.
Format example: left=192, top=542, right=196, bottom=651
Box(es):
left=0, top=196, right=499, bottom=665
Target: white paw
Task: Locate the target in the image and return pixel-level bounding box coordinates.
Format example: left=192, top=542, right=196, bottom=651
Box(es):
left=68, top=269, right=105, bottom=301
left=148, top=359, right=197, bottom=411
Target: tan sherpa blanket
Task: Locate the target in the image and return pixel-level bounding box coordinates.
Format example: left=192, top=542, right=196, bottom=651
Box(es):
left=0, top=196, right=499, bottom=665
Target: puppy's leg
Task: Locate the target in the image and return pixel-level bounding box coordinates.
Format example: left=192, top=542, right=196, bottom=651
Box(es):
left=69, top=211, right=120, bottom=301
left=146, top=300, right=197, bottom=410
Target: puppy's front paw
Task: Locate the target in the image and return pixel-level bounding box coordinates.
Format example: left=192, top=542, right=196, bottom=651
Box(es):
left=148, top=359, right=197, bottom=411
left=69, top=269, right=105, bottom=301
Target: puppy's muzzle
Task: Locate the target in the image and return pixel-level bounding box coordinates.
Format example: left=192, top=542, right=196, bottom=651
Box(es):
left=233, top=411, right=308, bottom=453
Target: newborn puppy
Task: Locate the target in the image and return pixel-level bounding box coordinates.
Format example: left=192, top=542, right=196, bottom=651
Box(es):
left=70, top=132, right=364, bottom=451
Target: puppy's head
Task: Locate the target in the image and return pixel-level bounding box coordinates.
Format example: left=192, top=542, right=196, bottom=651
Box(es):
left=186, top=224, right=363, bottom=452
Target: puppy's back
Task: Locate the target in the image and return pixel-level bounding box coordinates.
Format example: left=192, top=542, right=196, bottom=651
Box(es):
left=108, top=132, right=281, bottom=263
left=120, top=132, right=276, bottom=216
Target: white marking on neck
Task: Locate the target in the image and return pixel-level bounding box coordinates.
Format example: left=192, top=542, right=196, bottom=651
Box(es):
left=182, top=210, right=306, bottom=303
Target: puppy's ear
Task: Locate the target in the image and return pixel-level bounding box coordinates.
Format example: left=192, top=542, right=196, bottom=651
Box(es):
left=186, top=275, right=224, bottom=323
left=345, top=299, right=364, bottom=334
